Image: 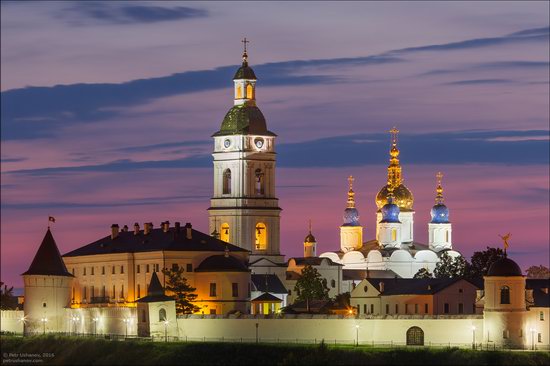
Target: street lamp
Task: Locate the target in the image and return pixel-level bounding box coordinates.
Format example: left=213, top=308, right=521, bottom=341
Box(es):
left=92, top=317, right=99, bottom=336
left=123, top=318, right=130, bottom=338
left=471, top=326, right=476, bottom=350
left=164, top=320, right=169, bottom=342
left=40, top=317, right=48, bottom=335
left=355, top=325, right=360, bottom=347
left=71, top=316, right=79, bottom=335
left=530, top=328, right=536, bottom=350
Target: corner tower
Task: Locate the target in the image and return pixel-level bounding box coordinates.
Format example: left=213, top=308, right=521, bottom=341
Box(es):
left=209, top=39, right=283, bottom=265
left=375, top=127, right=415, bottom=244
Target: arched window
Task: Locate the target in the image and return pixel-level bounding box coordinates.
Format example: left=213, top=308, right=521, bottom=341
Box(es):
left=255, top=223, right=267, bottom=250
left=220, top=223, right=230, bottom=242
left=236, top=85, right=243, bottom=99
left=159, top=308, right=167, bottom=322
left=223, top=169, right=231, bottom=194
left=255, top=169, right=264, bottom=195
left=406, top=326, right=424, bottom=346
left=391, top=228, right=397, bottom=241
left=246, top=83, right=254, bottom=99
left=500, top=286, right=511, bottom=304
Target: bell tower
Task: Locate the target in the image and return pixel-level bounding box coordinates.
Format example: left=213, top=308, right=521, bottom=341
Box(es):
left=209, top=39, right=283, bottom=265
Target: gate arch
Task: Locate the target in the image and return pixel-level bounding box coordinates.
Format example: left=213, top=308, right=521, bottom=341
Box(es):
left=406, top=326, right=424, bottom=346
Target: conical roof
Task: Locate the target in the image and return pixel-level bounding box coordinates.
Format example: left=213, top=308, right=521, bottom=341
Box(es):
left=136, top=272, right=174, bottom=303
left=22, top=229, right=73, bottom=277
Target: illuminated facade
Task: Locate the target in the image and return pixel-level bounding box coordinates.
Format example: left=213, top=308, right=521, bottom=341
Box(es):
left=208, top=45, right=283, bottom=267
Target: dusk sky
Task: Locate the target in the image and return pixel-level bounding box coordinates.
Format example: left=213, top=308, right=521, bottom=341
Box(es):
left=1, top=1, right=549, bottom=287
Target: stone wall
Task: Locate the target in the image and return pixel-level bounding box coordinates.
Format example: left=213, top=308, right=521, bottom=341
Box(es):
left=1, top=310, right=24, bottom=334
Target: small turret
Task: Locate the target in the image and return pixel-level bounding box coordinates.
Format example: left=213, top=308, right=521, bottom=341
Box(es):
left=428, top=172, right=452, bottom=252
left=304, top=220, right=317, bottom=258
left=340, top=176, right=363, bottom=253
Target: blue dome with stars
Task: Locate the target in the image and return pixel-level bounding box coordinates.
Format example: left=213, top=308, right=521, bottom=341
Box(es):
left=343, top=208, right=360, bottom=226
left=430, top=204, right=450, bottom=223
left=380, top=197, right=400, bottom=223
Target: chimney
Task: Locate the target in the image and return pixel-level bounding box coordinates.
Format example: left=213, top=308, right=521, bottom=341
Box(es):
left=379, top=281, right=385, bottom=293
left=133, top=222, right=140, bottom=235
left=175, top=222, right=181, bottom=232
left=185, top=222, right=192, bottom=240
left=163, top=221, right=170, bottom=233
left=122, top=225, right=129, bottom=232
left=111, top=224, right=119, bottom=240
left=144, top=222, right=153, bottom=235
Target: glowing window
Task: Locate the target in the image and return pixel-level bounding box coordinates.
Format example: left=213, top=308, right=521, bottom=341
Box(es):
left=391, top=228, right=397, bottom=241
left=223, top=169, right=231, bottom=194
left=500, top=286, right=511, bottom=304
left=236, top=85, right=243, bottom=99
left=255, top=223, right=267, bottom=250
left=220, top=223, right=230, bottom=242
left=246, top=83, right=254, bottom=99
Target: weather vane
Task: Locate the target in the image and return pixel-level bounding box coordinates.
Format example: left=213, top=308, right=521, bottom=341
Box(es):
left=498, top=233, right=511, bottom=255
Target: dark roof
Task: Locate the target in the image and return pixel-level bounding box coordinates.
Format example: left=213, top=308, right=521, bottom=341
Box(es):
left=290, top=257, right=342, bottom=266
left=195, top=254, right=249, bottom=272
left=63, top=226, right=247, bottom=257
left=251, top=292, right=282, bottom=302
left=22, top=229, right=73, bottom=277
left=342, top=269, right=400, bottom=281
left=213, top=104, right=276, bottom=137
left=136, top=272, right=174, bottom=303
left=487, top=257, right=523, bottom=277
left=364, top=278, right=480, bottom=295
left=251, top=274, right=287, bottom=294
left=233, top=62, right=257, bottom=80
left=284, top=300, right=331, bottom=313
left=526, top=279, right=550, bottom=308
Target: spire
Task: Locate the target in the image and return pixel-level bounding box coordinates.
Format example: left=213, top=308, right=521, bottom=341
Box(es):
left=241, top=37, right=250, bottom=66
left=435, top=171, right=444, bottom=204
left=22, top=228, right=73, bottom=277
left=347, top=175, right=355, bottom=208
left=147, top=272, right=164, bottom=297
left=304, top=219, right=316, bottom=243
left=387, top=127, right=402, bottom=189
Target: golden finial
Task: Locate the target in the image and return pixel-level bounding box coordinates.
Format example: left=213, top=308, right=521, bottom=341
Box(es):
left=387, top=127, right=402, bottom=188
left=498, top=233, right=511, bottom=255
left=241, top=37, right=250, bottom=64
left=435, top=171, right=444, bottom=204
left=347, top=175, right=355, bottom=208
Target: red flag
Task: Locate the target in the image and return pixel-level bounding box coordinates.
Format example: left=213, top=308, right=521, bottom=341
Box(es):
left=48, top=216, right=56, bottom=223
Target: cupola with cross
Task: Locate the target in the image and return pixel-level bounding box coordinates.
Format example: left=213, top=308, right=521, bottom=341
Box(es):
left=428, top=172, right=453, bottom=252
left=209, top=39, right=283, bottom=265
left=340, top=176, right=363, bottom=253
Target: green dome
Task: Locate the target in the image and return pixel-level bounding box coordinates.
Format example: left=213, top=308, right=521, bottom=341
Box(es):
left=233, top=63, right=257, bottom=80
left=213, top=104, right=275, bottom=136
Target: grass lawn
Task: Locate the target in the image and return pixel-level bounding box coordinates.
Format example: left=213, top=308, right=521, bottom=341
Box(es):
left=1, top=335, right=549, bottom=365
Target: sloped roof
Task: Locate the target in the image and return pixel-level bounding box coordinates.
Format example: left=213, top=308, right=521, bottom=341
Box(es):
left=343, top=269, right=400, bottom=281
left=290, top=257, right=342, bottom=266
left=251, top=292, right=282, bottom=302
left=136, top=272, right=174, bottom=303
left=195, top=254, right=249, bottom=272
left=22, top=229, right=73, bottom=277
left=251, top=274, right=287, bottom=294
left=364, top=278, right=480, bottom=295
left=63, top=226, right=247, bottom=257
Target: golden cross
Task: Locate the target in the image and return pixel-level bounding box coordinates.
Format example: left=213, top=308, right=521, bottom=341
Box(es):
left=241, top=37, right=250, bottom=53
left=389, top=127, right=399, bottom=146
left=348, top=175, right=354, bottom=190
left=436, top=172, right=443, bottom=186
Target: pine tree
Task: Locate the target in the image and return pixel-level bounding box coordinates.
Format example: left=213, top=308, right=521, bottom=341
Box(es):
left=294, top=265, right=330, bottom=312
left=162, top=267, right=200, bottom=314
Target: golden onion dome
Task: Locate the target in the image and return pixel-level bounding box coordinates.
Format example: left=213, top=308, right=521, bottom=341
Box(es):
left=376, top=184, right=414, bottom=211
